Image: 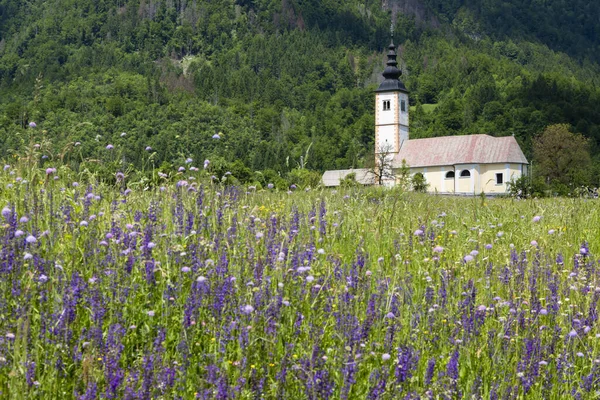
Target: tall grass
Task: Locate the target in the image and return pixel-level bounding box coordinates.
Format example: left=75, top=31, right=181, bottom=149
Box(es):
left=1, top=161, right=600, bottom=399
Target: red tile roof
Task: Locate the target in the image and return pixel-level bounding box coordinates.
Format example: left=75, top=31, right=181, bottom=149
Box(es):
left=393, top=134, right=528, bottom=168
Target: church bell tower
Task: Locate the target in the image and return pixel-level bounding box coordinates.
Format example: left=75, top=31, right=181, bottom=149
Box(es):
left=375, top=41, right=409, bottom=158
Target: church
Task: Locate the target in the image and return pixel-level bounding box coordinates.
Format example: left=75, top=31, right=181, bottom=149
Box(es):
left=322, top=41, right=529, bottom=195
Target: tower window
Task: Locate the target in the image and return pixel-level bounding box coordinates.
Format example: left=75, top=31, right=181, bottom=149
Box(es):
left=401, top=100, right=406, bottom=112
left=496, top=173, right=503, bottom=184
left=383, top=100, right=391, bottom=111
left=460, top=170, right=471, bottom=178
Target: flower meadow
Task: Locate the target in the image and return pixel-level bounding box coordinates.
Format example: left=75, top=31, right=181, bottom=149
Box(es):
left=2, top=165, right=600, bottom=399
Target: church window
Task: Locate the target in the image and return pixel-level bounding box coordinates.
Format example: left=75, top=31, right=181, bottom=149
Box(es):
left=445, top=171, right=455, bottom=179
left=460, top=170, right=471, bottom=178
left=496, top=173, right=503, bottom=184
left=401, top=100, right=406, bottom=112
left=383, top=100, right=391, bottom=111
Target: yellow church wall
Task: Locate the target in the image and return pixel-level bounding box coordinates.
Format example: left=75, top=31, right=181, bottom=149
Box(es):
left=480, top=163, right=526, bottom=194
left=394, top=163, right=527, bottom=194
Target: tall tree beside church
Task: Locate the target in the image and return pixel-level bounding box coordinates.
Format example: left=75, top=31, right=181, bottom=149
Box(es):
left=533, top=124, right=592, bottom=191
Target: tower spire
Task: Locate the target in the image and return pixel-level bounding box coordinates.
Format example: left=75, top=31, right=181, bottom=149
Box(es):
left=375, top=36, right=407, bottom=93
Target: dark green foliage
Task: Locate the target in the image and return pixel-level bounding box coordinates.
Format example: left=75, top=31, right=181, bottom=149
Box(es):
left=411, top=172, right=429, bottom=192
left=0, top=0, right=599, bottom=184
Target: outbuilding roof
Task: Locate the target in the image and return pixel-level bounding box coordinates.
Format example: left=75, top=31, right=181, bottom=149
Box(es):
left=321, top=169, right=375, bottom=187
left=393, top=134, right=528, bottom=168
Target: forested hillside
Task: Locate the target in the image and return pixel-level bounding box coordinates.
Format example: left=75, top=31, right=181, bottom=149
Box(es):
left=1, top=0, right=599, bottom=189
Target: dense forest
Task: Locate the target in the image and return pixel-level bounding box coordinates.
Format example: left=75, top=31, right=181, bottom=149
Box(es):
left=0, top=0, right=599, bottom=191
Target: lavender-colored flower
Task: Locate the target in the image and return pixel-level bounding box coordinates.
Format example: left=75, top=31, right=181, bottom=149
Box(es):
left=116, top=172, right=125, bottom=181
left=382, top=353, right=391, bottom=361
left=3, top=165, right=9, bottom=171
left=485, top=244, right=493, bottom=250
left=470, top=250, right=479, bottom=256
left=80, top=221, right=88, bottom=227
left=29, top=121, right=37, bottom=128
left=548, top=229, right=555, bottom=235
left=6, top=333, right=15, bottom=339
left=24, top=253, right=33, bottom=260
left=531, top=240, right=538, bottom=246
left=414, top=229, right=424, bottom=236
left=569, top=329, right=578, bottom=338
left=532, top=215, right=541, bottom=222
left=186, top=158, right=193, bottom=164
left=433, top=246, right=444, bottom=253
left=1, top=206, right=10, bottom=219
left=196, top=276, right=207, bottom=283
left=464, top=255, right=474, bottom=262
left=46, top=167, right=56, bottom=175
left=242, top=305, right=254, bottom=314
left=106, top=144, right=114, bottom=150
left=306, top=275, right=315, bottom=283
left=385, top=312, right=395, bottom=319
left=267, top=183, right=274, bottom=189
left=147, top=310, right=155, bottom=317
left=15, top=230, right=24, bottom=237
left=38, top=275, right=48, bottom=283
left=181, top=267, right=191, bottom=273
left=26, top=235, right=37, bottom=244
left=145, top=146, right=152, bottom=151
left=212, top=134, right=221, bottom=139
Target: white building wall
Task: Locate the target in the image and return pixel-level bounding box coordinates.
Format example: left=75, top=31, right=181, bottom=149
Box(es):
left=377, top=93, right=397, bottom=125
left=398, top=92, right=409, bottom=127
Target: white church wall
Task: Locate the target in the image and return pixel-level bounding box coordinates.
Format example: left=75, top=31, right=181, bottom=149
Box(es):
left=376, top=125, right=398, bottom=152
left=399, top=126, right=409, bottom=147
left=376, top=93, right=397, bottom=126
left=398, top=92, right=409, bottom=127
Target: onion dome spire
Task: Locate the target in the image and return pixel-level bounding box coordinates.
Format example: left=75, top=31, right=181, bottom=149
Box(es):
left=376, top=38, right=408, bottom=93
left=383, top=41, right=401, bottom=80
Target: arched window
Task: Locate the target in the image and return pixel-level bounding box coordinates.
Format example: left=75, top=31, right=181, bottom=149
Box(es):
left=460, top=170, right=471, bottom=178
left=445, top=171, right=455, bottom=179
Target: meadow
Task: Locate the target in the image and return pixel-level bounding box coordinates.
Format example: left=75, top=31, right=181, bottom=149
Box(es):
left=1, top=160, right=600, bottom=399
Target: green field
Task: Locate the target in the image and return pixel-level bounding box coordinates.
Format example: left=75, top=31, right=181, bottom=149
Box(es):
left=1, top=159, right=599, bottom=398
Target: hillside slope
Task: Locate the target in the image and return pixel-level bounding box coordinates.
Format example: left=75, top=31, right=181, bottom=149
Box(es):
left=0, top=0, right=599, bottom=183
